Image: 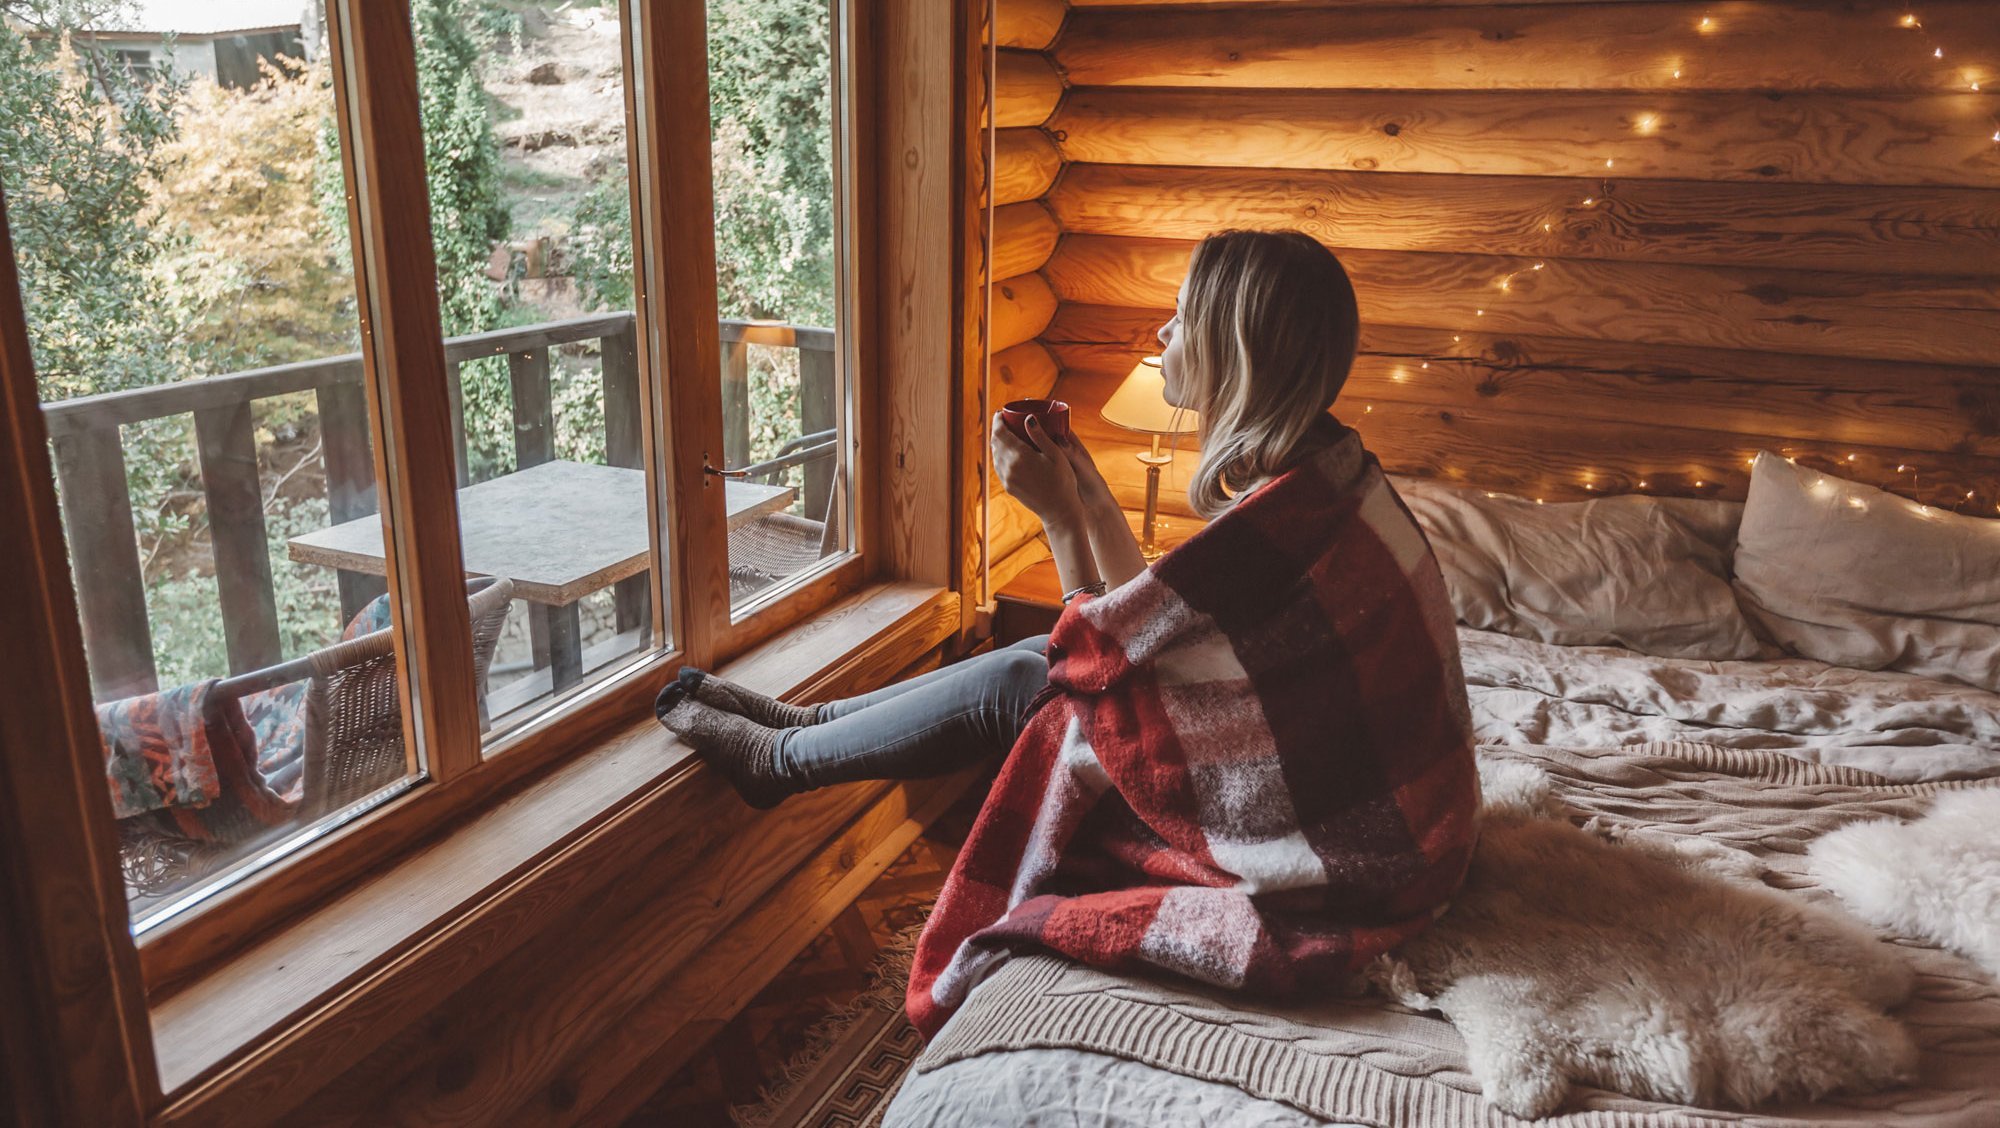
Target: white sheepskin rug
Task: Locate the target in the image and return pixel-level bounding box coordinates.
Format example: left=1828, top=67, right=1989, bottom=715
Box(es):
left=1808, top=788, right=2000, bottom=978
left=1371, top=760, right=1918, bottom=1119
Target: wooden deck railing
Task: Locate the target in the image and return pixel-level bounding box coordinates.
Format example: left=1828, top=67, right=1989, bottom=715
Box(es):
left=41, top=314, right=835, bottom=703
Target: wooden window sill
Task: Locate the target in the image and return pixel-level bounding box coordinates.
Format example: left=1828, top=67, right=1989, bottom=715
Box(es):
left=150, top=580, right=958, bottom=1106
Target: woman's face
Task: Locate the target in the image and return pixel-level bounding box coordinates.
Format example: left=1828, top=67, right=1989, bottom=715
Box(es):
left=1157, top=278, right=1190, bottom=408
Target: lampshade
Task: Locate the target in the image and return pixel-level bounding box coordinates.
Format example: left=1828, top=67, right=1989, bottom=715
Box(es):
left=1101, top=361, right=1200, bottom=435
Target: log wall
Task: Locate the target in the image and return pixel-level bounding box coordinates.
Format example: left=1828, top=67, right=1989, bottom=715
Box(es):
left=985, top=0, right=1073, bottom=577
left=997, top=0, right=2000, bottom=520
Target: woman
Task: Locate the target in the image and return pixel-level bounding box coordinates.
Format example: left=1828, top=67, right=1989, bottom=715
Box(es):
left=660, top=230, right=1479, bottom=1035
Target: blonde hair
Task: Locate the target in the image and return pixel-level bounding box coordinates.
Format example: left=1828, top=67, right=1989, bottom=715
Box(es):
left=1178, top=230, right=1361, bottom=518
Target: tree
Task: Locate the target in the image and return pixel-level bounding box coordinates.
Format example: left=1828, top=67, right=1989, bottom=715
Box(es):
left=151, top=60, right=359, bottom=373
left=0, top=11, right=187, bottom=402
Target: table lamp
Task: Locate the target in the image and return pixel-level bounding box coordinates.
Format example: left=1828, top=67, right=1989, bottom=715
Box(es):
left=1101, top=356, right=1200, bottom=561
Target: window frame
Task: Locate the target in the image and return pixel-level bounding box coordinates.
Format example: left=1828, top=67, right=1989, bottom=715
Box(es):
left=0, top=0, right=981, bottom=1112
left=0, top=0, right=874, bottom=994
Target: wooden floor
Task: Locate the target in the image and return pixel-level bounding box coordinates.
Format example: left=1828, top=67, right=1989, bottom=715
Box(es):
left=617, top=786, right=981, bottom=1126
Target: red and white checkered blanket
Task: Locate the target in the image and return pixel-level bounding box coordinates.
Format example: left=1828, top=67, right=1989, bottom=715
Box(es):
left=908, top=421, right=1482, bottom=1037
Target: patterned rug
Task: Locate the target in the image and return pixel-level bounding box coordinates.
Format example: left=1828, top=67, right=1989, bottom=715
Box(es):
left=731, top=924, right=928, bottom=1128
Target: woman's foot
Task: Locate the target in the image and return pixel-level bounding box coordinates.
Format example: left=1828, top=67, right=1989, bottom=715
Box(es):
left=668, top=666, right=821, bottom=729
left=655, top=693, right=795, bottom=809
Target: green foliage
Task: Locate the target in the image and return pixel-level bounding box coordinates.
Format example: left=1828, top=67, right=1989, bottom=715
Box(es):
left=0, top=17, right=188, bottom=402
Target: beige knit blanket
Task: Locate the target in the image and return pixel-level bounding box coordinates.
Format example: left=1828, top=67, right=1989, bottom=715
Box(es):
left=914, top=742, right=2000, bottom=1126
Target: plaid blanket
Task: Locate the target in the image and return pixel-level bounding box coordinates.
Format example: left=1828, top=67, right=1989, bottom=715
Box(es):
left=908, top=420, right=1481, bottom=1037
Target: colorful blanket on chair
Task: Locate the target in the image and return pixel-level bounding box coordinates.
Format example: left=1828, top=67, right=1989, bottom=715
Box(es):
left=99, top=680, right=292, bottom=841
left=907, top=419, right=1482, bottom=1037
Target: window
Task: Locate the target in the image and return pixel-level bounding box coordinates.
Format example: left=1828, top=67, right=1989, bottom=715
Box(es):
left=0, top=0, right=861, bottom=965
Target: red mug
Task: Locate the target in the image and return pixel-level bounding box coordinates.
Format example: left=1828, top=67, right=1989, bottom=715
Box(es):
left=999, top=398, right=1071, bottom=449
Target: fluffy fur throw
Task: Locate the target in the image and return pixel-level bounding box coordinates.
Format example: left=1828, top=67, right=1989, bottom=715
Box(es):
left=1372, top=760, right=1918, bottom=1119
left=908, top=420, right=1480, bottom=1037
left=1809, top=788, right=2000, bottom=978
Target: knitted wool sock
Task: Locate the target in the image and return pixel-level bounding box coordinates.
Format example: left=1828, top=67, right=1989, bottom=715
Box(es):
left=655, top=695, right=795, bottom=809
left=674, top=666, right=821, bottom=729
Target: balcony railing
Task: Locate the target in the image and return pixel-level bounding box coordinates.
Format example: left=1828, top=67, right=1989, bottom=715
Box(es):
left=41, top=313, right=836, bottom=703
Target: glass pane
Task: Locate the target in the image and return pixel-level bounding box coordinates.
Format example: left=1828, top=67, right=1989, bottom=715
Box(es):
left=2, top=13, right=417, bottom=926
left=405, top=0, right=662, bottom=745
left=709, top=0, right=850, bottom=612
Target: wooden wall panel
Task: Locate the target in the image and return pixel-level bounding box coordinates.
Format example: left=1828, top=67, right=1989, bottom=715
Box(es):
left=1051, top=88, right=2000, bottom=189
left=1056, top=3, right=2000, bottom=93
left=996, top=0, right=1067, bottom=50
left=1052, top=322, right=2000, bottom=459
left=1052, top=361, right=2000, bottom=514
left=992, top=271, right=1059, bottom=352
left=1049, top=163, right=2000, bottom=276
left=996, top=48, right=1064, bottom=128
left=1044, top=234, right=2000, bottom=368
left=994, top=128, right=1063, bottom=205
left=993, top=200, right=1062, bottom=280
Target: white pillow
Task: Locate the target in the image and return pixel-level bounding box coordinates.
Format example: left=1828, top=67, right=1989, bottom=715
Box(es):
left=1391, top=476, right=1760, bottom=660
left=1733, top=452, right=2000, bottom=692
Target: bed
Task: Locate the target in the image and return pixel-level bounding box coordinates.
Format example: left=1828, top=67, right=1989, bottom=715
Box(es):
left=885, top=456, right=2000, bottom=1128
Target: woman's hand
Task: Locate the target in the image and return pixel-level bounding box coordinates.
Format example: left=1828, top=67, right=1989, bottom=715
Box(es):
left=1059, top=431, right=1118, bottom=515
left=992, top=413, right=1081, bottom=526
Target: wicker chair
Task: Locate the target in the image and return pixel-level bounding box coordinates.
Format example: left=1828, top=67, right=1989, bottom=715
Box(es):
left=728, top=432, right=841, bottom=601
left=118, top=577, right=514, bottom=896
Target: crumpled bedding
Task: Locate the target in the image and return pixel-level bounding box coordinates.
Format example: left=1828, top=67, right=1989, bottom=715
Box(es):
left=1460, top=628, right=2000, bottom=782
left=885, top=629, right=2000, bottom=1127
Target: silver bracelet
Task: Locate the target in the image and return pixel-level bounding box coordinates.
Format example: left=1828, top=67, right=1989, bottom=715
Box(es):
left=1061, top=581, right=1107, bottom=605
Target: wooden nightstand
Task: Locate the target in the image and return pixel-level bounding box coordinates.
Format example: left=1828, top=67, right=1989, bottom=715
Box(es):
left=991, top=513, right=1199, bottom=645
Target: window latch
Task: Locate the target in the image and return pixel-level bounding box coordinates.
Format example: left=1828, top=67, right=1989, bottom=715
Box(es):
left=702, top=455, right=749, bottom=481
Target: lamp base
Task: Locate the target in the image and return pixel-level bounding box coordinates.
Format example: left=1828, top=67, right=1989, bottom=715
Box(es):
left=1136, top=448, right=1173, bottom=563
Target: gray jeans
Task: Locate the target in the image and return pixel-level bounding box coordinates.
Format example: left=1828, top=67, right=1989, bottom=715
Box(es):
left=773, top=634, right=1051, bottom=790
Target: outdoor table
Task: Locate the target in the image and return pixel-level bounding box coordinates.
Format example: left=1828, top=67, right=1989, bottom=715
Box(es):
left=288, top=460, right=794, bottom=694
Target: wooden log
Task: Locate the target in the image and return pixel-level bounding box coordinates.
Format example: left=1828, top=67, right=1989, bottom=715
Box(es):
left=991, top=271, right=1058, bottom=352
left=996, top=0, right=1067, bottom=50
left=1048, top=163, right=2000, bottom=277
left=1045, top=301, right=1169, bottom=350
left=1049, top=323, right=2000, bottom=458
left=991, top=340, right=1061, bottom=402
left=1043, top=235, right=2000, bottom=368
left=993, top=127, right=1062, bottom=206
left=1051, top=363, right=2000, bottom=513
left=992, top=200, right=1061, bottom=281
left=1348, top=400, right=2000, bottom=510
left=1050, top=88, right=2000, bottom=190
left=1072, top=0, right=1699, bottom=6
left=984, top=489, right=1046, bottom=570
left=996, top=48, right=1063, bottom=128
left=194, top=401, right=283, bottom=675
left=1055, top=2, right=2000, bottom=94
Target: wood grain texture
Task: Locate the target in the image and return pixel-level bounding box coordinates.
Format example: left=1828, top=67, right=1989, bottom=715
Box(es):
left=1049, top=163, right=2000, bottom=276
left=992, top=340, right=1061, bottom=401
left=0, top=184, right=156, bottom=1128
left=959, top=0, right=990, bottom=635
left=991, top=270, right=1059, bottom=352
left=877, top=0, right=960, bottom=588
left=1051, top=322, right=2000, bottom=458
left=996, top=0, right=1067, bottom=50
left=984, top=489, right=1046, bottom=570
left=334, top=0, right=481, bottom=781
left=993, top=199, right=1061, bottom=280
left=996, top=47, right=1064, bottom=128
left=1056, top=2, right=2000, bottom=93
left=993, top=127, right=1062, bottom=205
left=1043, top=235, right=2000, bottom=367
left=1071, top=0, right=1715, bottom=6
left=633, top=0, right=731, bottom=665
left=540, top=766, right=981, bottom=1128
left=1050, top=87, right=2000, bottom=189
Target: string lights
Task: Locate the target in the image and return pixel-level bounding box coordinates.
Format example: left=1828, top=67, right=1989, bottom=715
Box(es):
left=1357, top=8, right=1996, bottom=511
